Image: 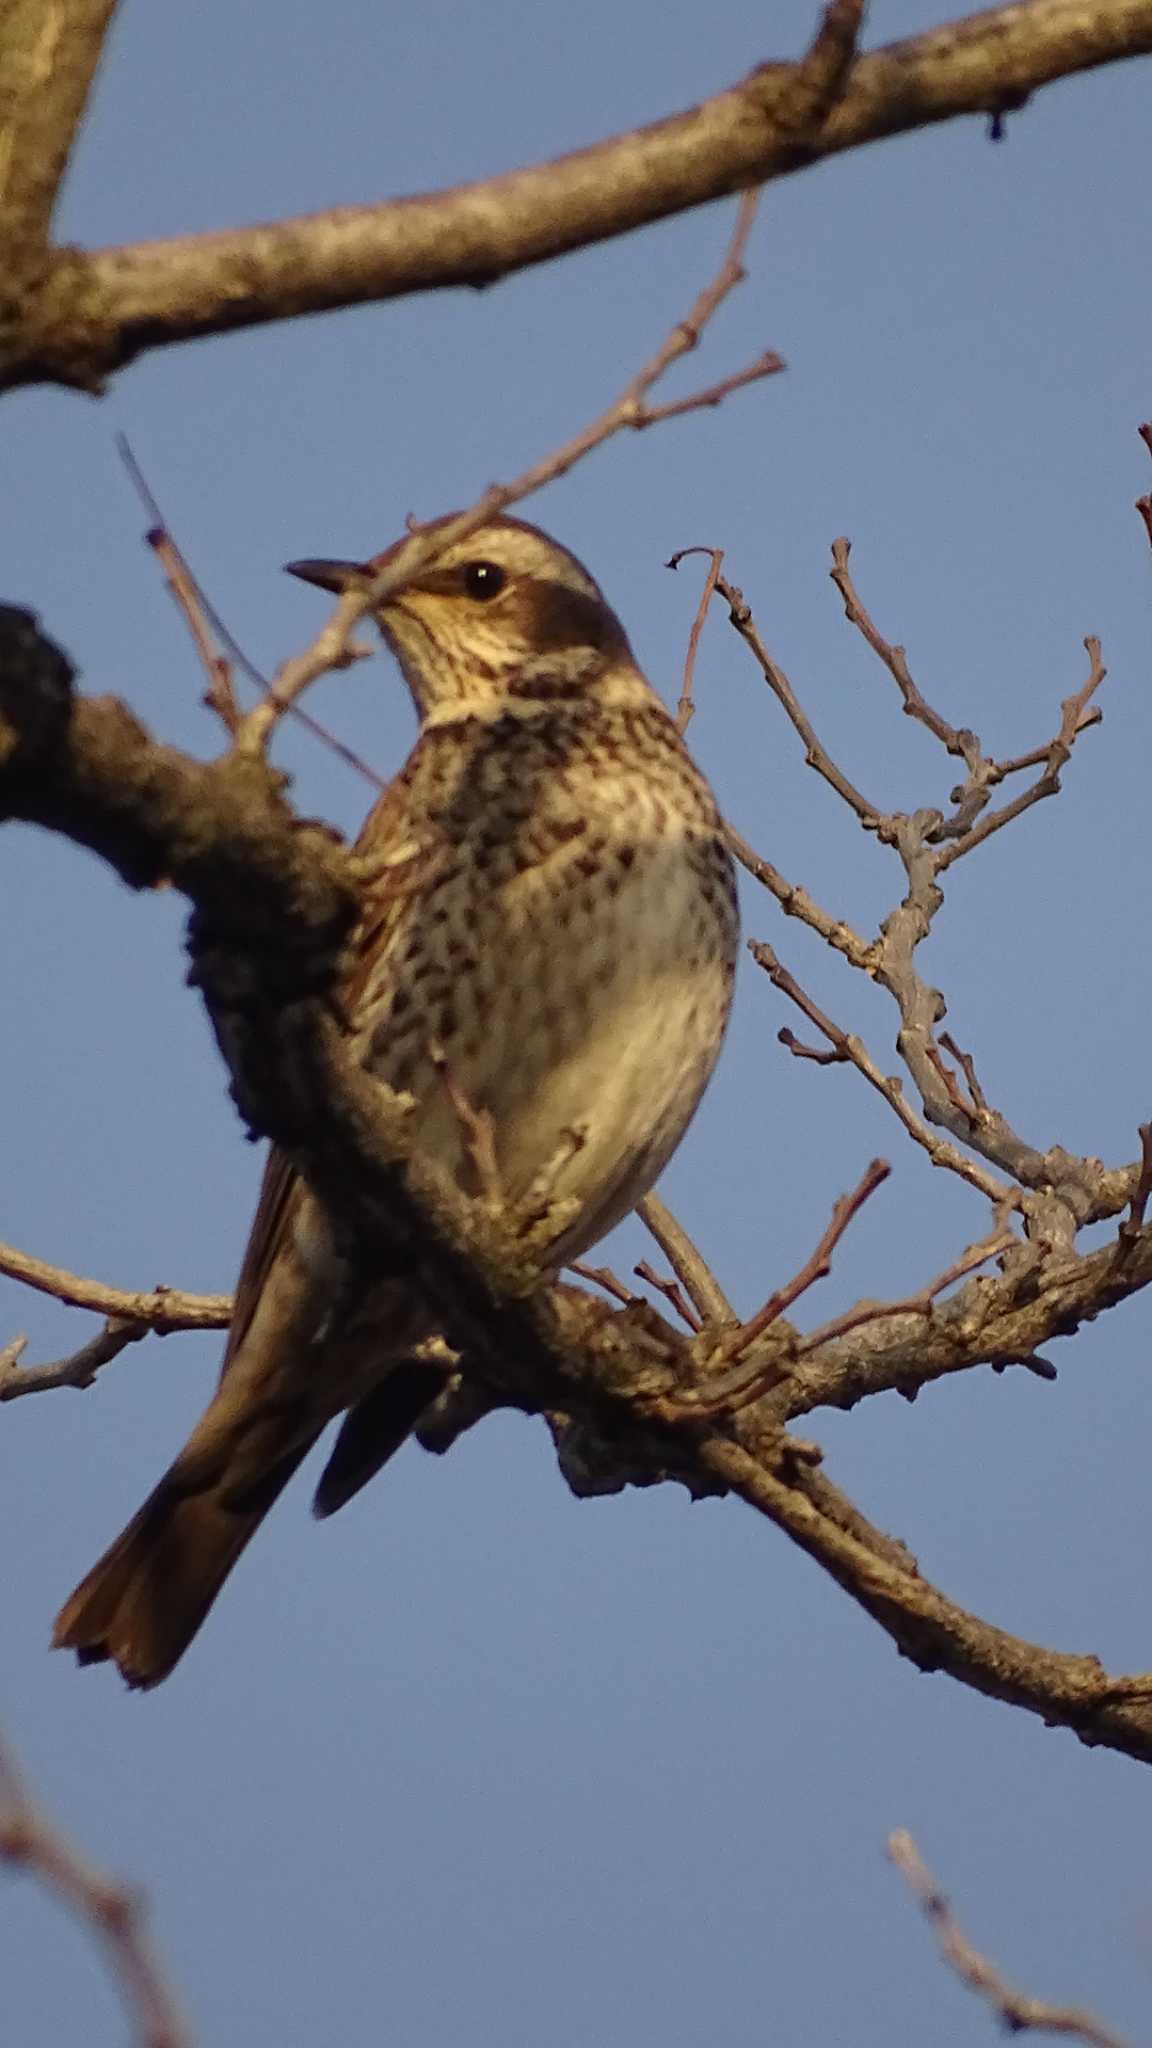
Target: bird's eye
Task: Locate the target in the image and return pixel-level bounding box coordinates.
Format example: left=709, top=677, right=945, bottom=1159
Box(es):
left=462, top=561, right=507, bottom=601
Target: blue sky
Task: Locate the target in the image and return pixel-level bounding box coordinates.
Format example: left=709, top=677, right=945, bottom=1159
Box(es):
left=5, top=3, right=1152, bottom=2043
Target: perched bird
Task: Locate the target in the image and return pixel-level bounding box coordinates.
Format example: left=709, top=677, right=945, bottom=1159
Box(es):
left=54, top=515, right=739, bottom=1686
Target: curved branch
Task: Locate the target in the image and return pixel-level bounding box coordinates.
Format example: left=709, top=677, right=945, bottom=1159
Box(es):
left=6, top=0, right=1152, bottom=391
left=704, top=1430, right=1152, bottom=1766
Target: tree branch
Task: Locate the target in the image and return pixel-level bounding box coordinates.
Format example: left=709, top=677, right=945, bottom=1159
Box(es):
left=888, top=1830, right=1134, bottom=2048
left=6, top=1, right=1152, bottom=391
left=0, top=1729, right=192, bottom=2048
left=9, top=603, right=1152, bottom=1760
left=0, top=1, right=119, bottom=273
left=0, top=1238, right=230, bottom=1331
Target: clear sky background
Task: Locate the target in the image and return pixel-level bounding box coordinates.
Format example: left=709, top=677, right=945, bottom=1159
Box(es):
left=4, top=4, right=1152, bottom=2043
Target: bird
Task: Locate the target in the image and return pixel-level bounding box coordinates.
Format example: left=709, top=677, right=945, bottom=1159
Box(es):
left=53, top=513, right=740, bottom=1687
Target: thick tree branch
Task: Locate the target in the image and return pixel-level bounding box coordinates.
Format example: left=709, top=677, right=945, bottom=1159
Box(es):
left=0, top=1, right=119, bottom=274
left=5, top=1, right=1152, bottom=391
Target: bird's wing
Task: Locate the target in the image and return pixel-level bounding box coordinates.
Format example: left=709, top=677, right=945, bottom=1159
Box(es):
left=216, top=752, right=446, bottom=1385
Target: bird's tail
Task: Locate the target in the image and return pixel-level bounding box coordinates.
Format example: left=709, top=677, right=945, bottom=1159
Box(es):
left=52, top=1436, right=319, bottom=1690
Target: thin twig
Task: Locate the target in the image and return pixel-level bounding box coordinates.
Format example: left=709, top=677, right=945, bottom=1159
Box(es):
left=725, top=825, right=877, bottom=972
left=666, top=545, right=724, bottom=733
left=712, top=570, right=882, bottom=827
left=0, top=1238, right=231, bottom=1329
left=1136, top=422, right=1152, bottom=548
left=235, top=190, right=782, bottom=753
left=641, top=1159, right=892, bottom=1422
left=830, top=536, right=980, bottom=763
left=0, top=1732, right=193, bottom=2048
left=750, top=940, right=1020, bottom=1208
left=633, top=1260, right=703, bottom=1333
left=777, top=1027, right=848, bottom=1067
left=938, top=1030, right=989, bottom=1115
left=888, top=1830, right=1133, bottom=2048
left=637, top=1192, right=736, bottom=1324
left=936, top=637, right=1107, bottom=873
left=800, top=1217, right=1016, bottom=1352
left=116, top=435, right=388, bottom=788
left=0, top=1322, right=149, bottom=1403
left=717, top=1158, right=891, bottom=1364
left=569, top=1261, right=638, bottom=1309
left=117, top=436, right=239, bottom=732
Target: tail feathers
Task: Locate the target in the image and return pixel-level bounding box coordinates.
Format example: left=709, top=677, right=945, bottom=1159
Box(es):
left=311, top=1362, right=445, bottom=1519
left=53, top=1440, right=317, bottom=1690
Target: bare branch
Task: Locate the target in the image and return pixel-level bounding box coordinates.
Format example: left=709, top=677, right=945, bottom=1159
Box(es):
left=721, top=1157, right=891, bottom=1360
left=666, top=546, right=725, bottom=733
left=935, top=636, right=1106, bottom=871
left=633, top=1260, right=704, bottom=1333
left=637, top=1192, right=736, bottom=1325
left=938, top=1030, right=989, bottom=1115
left=721, top=545, right=1124, bottom=1231
left=712, top=570, right=883, bottom=827
left=12, top=606, right=1152, bottom=1763
left=10, top=1, right=1152, bottom=391
left=0, top=1, right=120, bottom=264
left=569, top=1261, right=638, bottom=1309
left=0, top=1322, right=146, bottom=1403
left=799, top=1214, right=1016, bottom=1351
left=644, top=1160, right=892, bottom=1419
left=0, top=1729, right=193, bottom=2048
left=700, top=1426, right=1152, bottom=1766
left=115, top=437, right=241, bottom=736
left=235, top=192, right=780, bottom=753
left=0, top=1238, right=231, bottom=1330
left=750, top=939, right=1020, bottom=1207
left=1136, top=421, right=1152, bottom=547
left=726, top=824, right=878, bottom=972
left=117, top=436, right=389, bottom=786
left=830, top=535, right=978, bottom=763
left=888, top=1830, right=1134, bottom=2048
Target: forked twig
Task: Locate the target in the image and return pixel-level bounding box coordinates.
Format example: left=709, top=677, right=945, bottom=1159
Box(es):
left=717, top=1154, right=891, bottom=1357
left=750, top=941, right=1019, bottom=1208
left=0, top=1322, right=147, bottom=1403
left=235, top=190, right=782, bottom=753
left=643, top=1160, right=892, bottom=1425
left=633, top=1260, right=703, bottom=1333
left=799, top=1214, right=1016, bottom=1352
left=117, top=435, right=388, bottom=788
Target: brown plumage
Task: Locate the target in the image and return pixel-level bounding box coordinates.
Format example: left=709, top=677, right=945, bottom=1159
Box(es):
left=54, top=515, right=740, bottom=1686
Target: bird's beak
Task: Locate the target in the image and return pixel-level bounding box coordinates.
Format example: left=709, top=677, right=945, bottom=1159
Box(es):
left=283, top=556, right=372, bottom=594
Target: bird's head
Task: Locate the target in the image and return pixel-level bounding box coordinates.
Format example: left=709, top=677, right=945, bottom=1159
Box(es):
left=286, top=514, right=641, bottom=723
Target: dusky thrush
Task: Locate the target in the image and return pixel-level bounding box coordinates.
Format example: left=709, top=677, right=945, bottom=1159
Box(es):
left=54, top=515, right=739, bottom=1685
